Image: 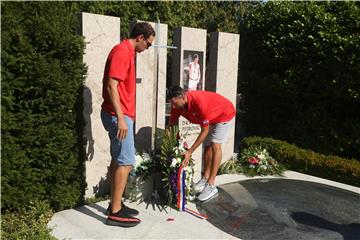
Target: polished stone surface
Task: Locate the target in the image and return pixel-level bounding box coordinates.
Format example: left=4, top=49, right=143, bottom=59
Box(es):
left=208, top=32, right=240, bottom=163
left=133, top=20, right=168, bottom=152
left=81, top=12, right=120, bottom=198
left=197, top=179, right=360, bottom=240
left=172, top=26, right=207, bottom=181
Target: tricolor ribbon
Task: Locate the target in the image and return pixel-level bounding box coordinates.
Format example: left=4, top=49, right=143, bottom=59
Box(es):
left=176, top=165, right=208, bottom=220
left=176, top=165, right=186, bottom=211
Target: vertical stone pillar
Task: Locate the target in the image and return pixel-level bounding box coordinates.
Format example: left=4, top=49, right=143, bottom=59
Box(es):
left=207, top=32, right=240, bottom=163
left=130, top=21, right=168, bottom=152
left=172, top=27, right=207, bottom=181
left=80, top=12, right=120, bottom=198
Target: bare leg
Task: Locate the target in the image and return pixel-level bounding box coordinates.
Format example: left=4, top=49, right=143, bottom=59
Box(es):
left=203, top=145, right=213, bottom=180
left=111, top=164, right=132, bottom=213
left=207, top=143, right=222, bottom=185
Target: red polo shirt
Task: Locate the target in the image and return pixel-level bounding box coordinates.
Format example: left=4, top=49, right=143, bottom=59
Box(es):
left=101, top=40, right=136, bottom=119
left=170, top=91, right=236, bottom=127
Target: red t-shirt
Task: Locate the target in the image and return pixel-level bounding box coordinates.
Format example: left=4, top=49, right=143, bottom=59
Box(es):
left=101, top=40, right=136, bottom=119
left=170, top=91, right=236, bottom=127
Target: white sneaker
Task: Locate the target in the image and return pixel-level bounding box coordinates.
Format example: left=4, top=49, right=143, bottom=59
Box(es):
left=198, top=183, right=218, bottom=202
left=193, top=177, right=207, bottom=192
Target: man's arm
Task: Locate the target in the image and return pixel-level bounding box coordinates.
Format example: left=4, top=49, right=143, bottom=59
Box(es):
left=106, top=77, right=128, bottom=140
left=182, top=125, right=209, bottom=166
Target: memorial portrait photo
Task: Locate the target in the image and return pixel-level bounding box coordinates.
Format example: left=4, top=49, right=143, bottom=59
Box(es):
left=183, top=51, right=204, bottom=91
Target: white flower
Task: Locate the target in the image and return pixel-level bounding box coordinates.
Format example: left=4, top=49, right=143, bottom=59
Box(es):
left=188, top=195, right=196, bottom=201
left=179, top=138, right=189, bottom=151
left=249, top=164, right=255, bottom=169
left=175, top=148, right=179, bottom=155
left=142, top=153, right=151, bottom=161
left=170, top=158, right=177, bottom=168
left=178, top=145, right=185, bottom=152
left=184, top=165, right=191, bottom=172
left=257, top=153, right=266, bottom=160
left=176, top=157, right=182, bottom=164
left=135, top=154, right=143, bottom=163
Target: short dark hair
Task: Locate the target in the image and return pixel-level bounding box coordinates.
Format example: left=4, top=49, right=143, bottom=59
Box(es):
left=130, top=22, right=156, bottom=39
left=167, top=86, right=185, bottom=101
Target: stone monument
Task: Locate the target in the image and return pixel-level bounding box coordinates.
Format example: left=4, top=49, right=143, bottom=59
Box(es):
left=207, top=32, right=240, bottom=163
left=172, top=26, right=207, bottom=181
left=80, top=12, right=240, bottom=198
left=130, top=20, right=168, bottom=152
left=80, top=12, right=120, bottom=198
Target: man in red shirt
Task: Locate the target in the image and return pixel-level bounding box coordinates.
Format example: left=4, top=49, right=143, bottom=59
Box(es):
left=101, top=22, right=155, bottom=227
left=167, top=86, right=236, bottom=201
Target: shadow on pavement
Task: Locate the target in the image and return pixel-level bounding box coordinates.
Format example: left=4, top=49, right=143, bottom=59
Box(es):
left=292, top=212, right=360, bottom=240
left=74, top=204, right=107, bottom=224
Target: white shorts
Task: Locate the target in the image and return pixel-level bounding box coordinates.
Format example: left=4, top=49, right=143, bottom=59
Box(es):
left=203, top=117, right=235, bottom=146
left=188, top=79, right=198, bottom=91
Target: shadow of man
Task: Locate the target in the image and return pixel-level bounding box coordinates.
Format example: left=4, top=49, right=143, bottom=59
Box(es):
left=83, top=86, right=94, bottom=161
left=292, top=212, right=360, bottom=240
left=135, top=126, right=152, bottom=153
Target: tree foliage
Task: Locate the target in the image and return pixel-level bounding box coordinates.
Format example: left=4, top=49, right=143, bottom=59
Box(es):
left=239, top=1, right=360, bottom=159
left=1, top=2, right=86, bottom=211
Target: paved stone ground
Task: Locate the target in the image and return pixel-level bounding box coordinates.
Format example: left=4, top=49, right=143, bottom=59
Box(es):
left=196, top=179, right=360, bottom=240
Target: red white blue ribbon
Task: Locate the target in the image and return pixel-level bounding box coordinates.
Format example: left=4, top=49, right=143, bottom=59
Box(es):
left=177, top=165, right=208, bottom=220
left=177, top=165, right=186, bottom=211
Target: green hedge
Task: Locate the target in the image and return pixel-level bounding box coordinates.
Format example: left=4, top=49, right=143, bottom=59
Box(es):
left=1, top=201, right=56, bottom=240
left=239, top=1, right=360, bottom=160
left=1, top=2, right=86, bottom=211
left=241, top=137, right=360, bottom=187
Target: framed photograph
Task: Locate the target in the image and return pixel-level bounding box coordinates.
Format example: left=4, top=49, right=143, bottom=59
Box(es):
left=183, top=50, right=204, bottom=91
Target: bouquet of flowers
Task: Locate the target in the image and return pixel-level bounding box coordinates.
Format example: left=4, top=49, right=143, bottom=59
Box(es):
left=159, top=126, right=195, bottom=206
left=125, top=151, right=156, bottom=201
left=131, top=151, right=155, bottom=178
left=238, top=146, right=284, bottom=176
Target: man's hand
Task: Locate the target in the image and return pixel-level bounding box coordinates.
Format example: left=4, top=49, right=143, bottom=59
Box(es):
left=181, top=150, right=192, bottom=167
left=117, top=117, right=128, bottom=140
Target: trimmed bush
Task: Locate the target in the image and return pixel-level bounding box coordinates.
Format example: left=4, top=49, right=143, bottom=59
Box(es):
left=239, top=1, right=360, bottom=159
left=241, top=136, right=360, bottom=187
left=1, top=2, right=86, bottom=211
left=1, top=201, right=56, bottom=240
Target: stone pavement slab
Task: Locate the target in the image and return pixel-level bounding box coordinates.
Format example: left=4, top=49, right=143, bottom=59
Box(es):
left=49, top=199, right=237, bottom=240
